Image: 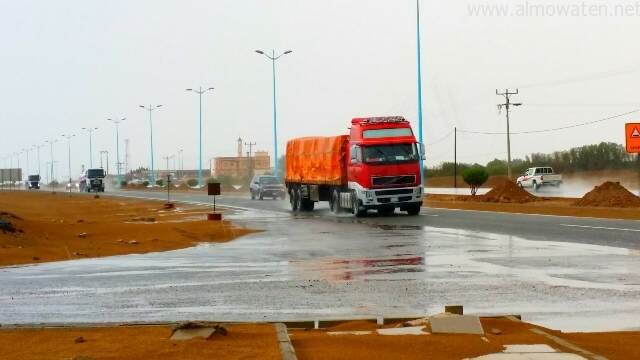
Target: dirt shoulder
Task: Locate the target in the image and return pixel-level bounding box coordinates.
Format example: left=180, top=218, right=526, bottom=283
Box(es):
left=0, top=191, right=258, bottom=267
left=1, top=318, right=635, bottom=360
left=424, top=194, right=640, bottom=220
left=290, top=317, right=634, bottom=360
left=0, top=324, right=281, bottom=360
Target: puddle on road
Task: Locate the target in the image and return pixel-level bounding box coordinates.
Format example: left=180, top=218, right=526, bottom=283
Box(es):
left=2, top=207, right=640, bottom=332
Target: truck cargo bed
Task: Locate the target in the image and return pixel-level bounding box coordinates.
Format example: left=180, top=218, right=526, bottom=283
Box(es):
left=285, top=135, right=349, bottom=186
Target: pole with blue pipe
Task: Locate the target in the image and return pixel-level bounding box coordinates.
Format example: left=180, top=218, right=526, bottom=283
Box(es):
left=139, top=105, right=161, bottom=186
left=108, top=118, right=126, bottom=187
left=416, top=0, right=425, bottom=189
left=62, top=134, right=75, bottom=194
left=255, top=49, right=292, bottom=178
left=186, top=88, right=213, bottom=188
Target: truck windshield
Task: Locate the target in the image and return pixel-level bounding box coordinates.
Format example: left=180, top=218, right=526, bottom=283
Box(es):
left=87, top=169, right=105, bottom=178
left=28, top=175, right=39, bottom=181
left=362, top=144, right=418, bottom=164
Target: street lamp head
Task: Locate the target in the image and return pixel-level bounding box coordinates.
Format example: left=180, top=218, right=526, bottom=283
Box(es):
left=208, top=87, right=214, bottom=90
left=255, top=50, right=264, bottom=54
left=139, top=105, right=145, bottom=108
left=157, top=105, right=162, bottom=108
left=284, top=50, right=292, bottom=54
left=186, top=89, right=193, bottom=91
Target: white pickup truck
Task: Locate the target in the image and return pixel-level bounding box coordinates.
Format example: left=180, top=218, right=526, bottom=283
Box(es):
left=516, top=167, right=563, bottom=191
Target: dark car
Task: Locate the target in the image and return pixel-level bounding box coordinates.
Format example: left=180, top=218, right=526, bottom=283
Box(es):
left=250, top=175, right=286, bottom=200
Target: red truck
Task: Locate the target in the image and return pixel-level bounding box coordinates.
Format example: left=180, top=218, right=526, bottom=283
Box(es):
left=285, top=116, right=425, bottom=217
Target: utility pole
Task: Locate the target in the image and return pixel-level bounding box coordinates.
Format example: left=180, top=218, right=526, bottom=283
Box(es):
left=496, top=89, right=522, bottom=180
left=454, top=127, right=457, bottom=188
left=163, top=156, right=172, bottom=171
left=245, top=141, right=256, bottom=179
left=34, top=144, right=44, bottom=176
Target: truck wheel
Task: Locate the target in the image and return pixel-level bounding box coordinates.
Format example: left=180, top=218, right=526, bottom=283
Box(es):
left=517, top=182, right=523, bottom=188
left=290, top=189, right=298, bottom=211
left=251, top=190, right=255, bottom=200
left=351, top=192, right=366, bottom=217
left=532, top=181, right=538, bottom=191
left=259, top=192, right=264, bottom=200
left=295, top=188, right=304, bottom=211
left=406, top=205, right=421, bottom=216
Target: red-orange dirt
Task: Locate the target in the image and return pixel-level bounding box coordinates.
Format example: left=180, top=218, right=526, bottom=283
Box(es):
left=572, top=181, right=640, bottom=208
left=480, top=179, right=536, bottom=203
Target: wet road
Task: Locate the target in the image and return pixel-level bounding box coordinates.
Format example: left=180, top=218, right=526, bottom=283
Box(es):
left=1, top=190, right=640, bottom=332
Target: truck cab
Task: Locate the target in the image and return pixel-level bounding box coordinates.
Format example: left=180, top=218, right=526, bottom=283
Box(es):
left=79, top=168, right=106, bottom=193
left=346, top=117, right=425, bottom=215
left=26, top=175, right=41, bottom=189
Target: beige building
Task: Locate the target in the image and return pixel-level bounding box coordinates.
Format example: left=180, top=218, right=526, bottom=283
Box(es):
left=213, top=138, right=271, bottom=178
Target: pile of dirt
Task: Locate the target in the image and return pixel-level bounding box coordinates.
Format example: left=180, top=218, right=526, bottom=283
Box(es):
left=176, top=183, right=191, bottom=190
left=479, top=179, right=536, bottom=203
left=572, top=181, right=640, bottom=207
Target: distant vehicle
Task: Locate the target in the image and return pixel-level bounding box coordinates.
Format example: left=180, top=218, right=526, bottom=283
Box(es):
left=66, top=181, right=79, bottom=190
left=516, top=167, right=563, bottom=191
left=79, top=168, right=106, bottom=192
left=250, top=175, right=286, bottom=200
left=26, top=175, right=41, bottom=189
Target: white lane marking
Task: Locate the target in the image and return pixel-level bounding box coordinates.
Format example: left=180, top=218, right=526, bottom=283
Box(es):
left=420, top=214, right=439, bottom=217
left=427, top=206, right=640, bottom=222
left=560, top=224, right=640, bottom=232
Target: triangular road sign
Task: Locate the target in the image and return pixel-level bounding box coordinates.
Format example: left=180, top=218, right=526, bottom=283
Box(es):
left=632, top=127, right=640, bottom=138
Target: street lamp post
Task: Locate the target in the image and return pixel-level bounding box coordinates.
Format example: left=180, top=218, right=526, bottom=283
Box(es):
left=22, top=148, right=32, bottom=176
left=255, top=49, right=292, bottom=178
left=33, top=145, right=44, bottom=176
left=186, top=87, right=214, bottom=188
left=62, top=134, right=75, bottom=193
left=178, top=150, right=183, bottom=180
left=107, top=118, right=126, bottom=187
left=100, top=151, right=109, bottom=174
left=139, top=105, right=162, bottom=186
left=45, top=140, right=57, bottom=192
left=416, top=0, right=425, bottom=189
left=82, top=127, right=98, bottom=168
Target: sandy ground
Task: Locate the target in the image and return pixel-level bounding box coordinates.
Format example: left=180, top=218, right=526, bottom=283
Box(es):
left=290, top=317, right=635, bottom=360
left=0, top=324, right=281, bottom=360
left=424, top=194, right=640, bottom=220
left=1, top=318, right=635, bottom=360
left=0, top=191, right=257, bottom=267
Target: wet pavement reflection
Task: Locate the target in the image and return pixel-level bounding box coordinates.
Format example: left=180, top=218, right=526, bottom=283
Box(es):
left=0, top=207, right=639, bottom=332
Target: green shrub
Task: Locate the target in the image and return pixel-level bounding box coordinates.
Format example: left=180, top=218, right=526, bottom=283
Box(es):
left=187, top=178, right=199, bottom=187
left=462, top=166, right=489, bottom=195
left=120, top=181, right=128, bottom=187
left=156, top=179, right=164, bottom=186
left=141, top=181, right=149, bottom=187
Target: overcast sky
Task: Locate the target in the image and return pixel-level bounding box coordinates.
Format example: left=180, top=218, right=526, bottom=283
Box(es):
left=2, top=0, right=640, bottom=179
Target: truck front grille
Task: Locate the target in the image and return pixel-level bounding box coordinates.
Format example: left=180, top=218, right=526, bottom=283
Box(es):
left=375, top=188, right=413, bottom=196
left=371, top=175, right=416, bottom=186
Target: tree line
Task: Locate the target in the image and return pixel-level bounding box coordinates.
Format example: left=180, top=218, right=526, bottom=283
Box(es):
left=425, top=141, right=637, bottom=178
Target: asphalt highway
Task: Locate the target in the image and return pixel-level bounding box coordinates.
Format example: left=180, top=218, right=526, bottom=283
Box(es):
left=1, top=189, right=639, bottom=332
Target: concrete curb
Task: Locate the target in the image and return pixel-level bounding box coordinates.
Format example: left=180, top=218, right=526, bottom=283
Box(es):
left=506, top=315, right=608, bottom=360
left=274, top=323, right=297, bottom=360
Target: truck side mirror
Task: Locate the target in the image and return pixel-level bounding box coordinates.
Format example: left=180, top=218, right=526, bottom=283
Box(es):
left=350, top=158, right=358, bottom=164
left=419, top=143, right=425, bottom=155
left=421, top=154, right=426, bottom=160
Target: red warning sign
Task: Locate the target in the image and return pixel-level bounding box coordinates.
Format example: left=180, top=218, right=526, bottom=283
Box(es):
left=625, top=123, right=640, bottom=153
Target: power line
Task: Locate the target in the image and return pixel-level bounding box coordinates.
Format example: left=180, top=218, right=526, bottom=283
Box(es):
left=424, top=130, right=455, bottom=147
left=459, top=108, right=640, bottom=135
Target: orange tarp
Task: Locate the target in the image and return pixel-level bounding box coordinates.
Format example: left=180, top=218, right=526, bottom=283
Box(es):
left=285, top=135, right=349, bottom=185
